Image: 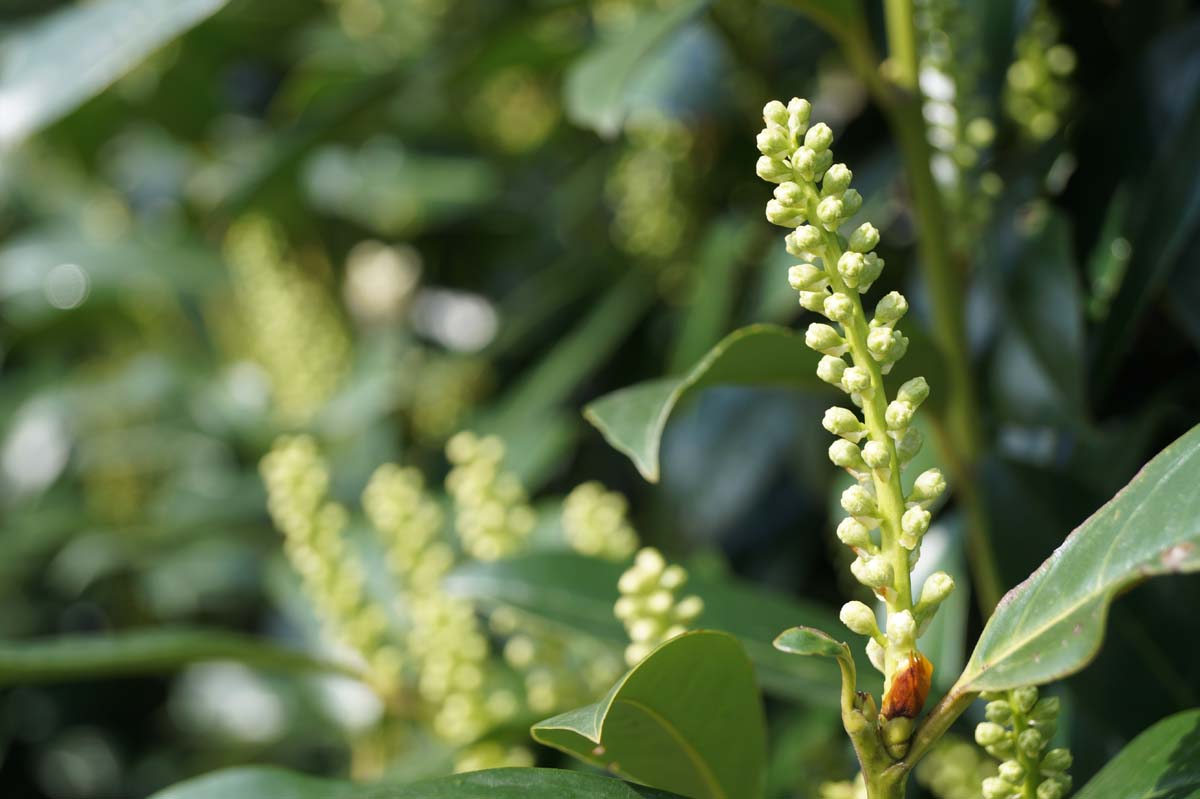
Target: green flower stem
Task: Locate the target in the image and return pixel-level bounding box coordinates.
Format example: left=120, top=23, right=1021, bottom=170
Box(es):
left=810, top=210, right=913, bottom=614
left=882, top=0, right=918, bottom=89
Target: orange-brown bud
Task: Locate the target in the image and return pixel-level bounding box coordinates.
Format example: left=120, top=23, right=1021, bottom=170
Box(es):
left=880, top=651, right=933, bottom=719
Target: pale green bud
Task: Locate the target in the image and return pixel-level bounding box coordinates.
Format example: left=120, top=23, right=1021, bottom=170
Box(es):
left=763, top=100, right=789, bottom=127
left=982, top=776, right=1015, bottom=799
left=791, top=147, right=816, bottom=180
left=861, top=440, right=890, bottom=469
left=660, top=564, right=687, bottom=589
left=859, top=252, right=885, bottom=291
left=1031, top=696, right=1060, bottom=721
left=635, top=547, right=666, bottom=577
left=895, top=426, right=923, bottom=463
left=897, top=376, right=929, bottom=407
left=841, top=188, right=863, bottom=217
left=867, top=326, right=902, bottom=361
left=837, top=251, right=865, bottom=287
left=975, top=722, right=1007, bottom=746
left=823, top=407, right=866, bottom=440
left=986, top=700, right=1013, bottom=723
left=841, top=485, right=878, bottom=516
left=986, top=740, right=1016, bottom=760
left=885, top=400, right=915, bottom=430
left=812, top=149, right=833, bottom=180
left=918, top=571, right=954, bottom=609
left=823, top=292, right=854, bottom=322
left=1011, top=686, right=1039, bottom=713
left=675, top=595, right=704, bottom=621
left=851, top=555, right=893, bottom=588
left=1018, top=728, right=1045, bottom=758
left=911, top=469, right=946, bottom=502
left=646, top=589, right=673, bottom=614
left=836, top=517, right=871, bottom=548
left=756, top=156, right=792, bottom=183
left=804, top=122, right=833, bottom=151
left=841, top=366, right=872, bottom=394
left=873, top=291, right=909, bottom=324
left=756, top=127, right=791, bottom=157
left=816, top=195, right=845, bottom=231
left=823, top=163, right=853, bottom=194
left=829, top=439, right=866, bottom=470
left=848, top=223, right=880, bottom=253
left=766, top=199, right=805, bottom=227
left=816, top=355, right=847, bottom=386
left=1033, top=719, right=1058, bottom=739
left=901, top=506, right=931, bottom=539
left=1041, top=748, right=1072, bottom=773
left=886, top=609, right=916, bottom=647
left=883, top=716, right=914, bottom=758
left=788, top=263, right=826, bottom=291
left=1037, top=781, right=1066, bottom=799
left=866, top=637, right=886, bottom=672
left=840, top=600, right=880, bottom=636
left=805, top=323, right=847, bottom=355
left=998, top=760, right=1024, bottom=783
left=798, top=291, right=827, bottom=313
left=786, top=225, right=823, bottom=256
left=773, top=181, right=805, bottom=205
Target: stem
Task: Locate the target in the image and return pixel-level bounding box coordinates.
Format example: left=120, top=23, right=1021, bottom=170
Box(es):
left=882, top=0, right=918, bottom=89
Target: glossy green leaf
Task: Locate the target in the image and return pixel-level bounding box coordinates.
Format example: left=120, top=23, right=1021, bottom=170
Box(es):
left=444, top=551, right=871, bottom=705
left=533, top=631, right=766, bottom=799
left=564, top=0, right=707, bottom=137
left=150, top=766, right=686, bottom=799
left=0, top=0, right=229, bottom=146
left=584, top=324, right=824, bottom=482
left=773, top=626, right=848, bottom=660
left=955, top=423, right=1200, bottom=692
left=1072, top=710, right=1200, bottom=799
left=0, top=628, right=359, bottom=686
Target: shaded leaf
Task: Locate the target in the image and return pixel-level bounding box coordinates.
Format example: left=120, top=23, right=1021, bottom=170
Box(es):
left=533, top=631, right=765, bottom=799
left=0, top=0, right=229, bottom=146
left=955, top=423, right=1200, bottom=692
left=1072, top=710, right=1200, bottom=799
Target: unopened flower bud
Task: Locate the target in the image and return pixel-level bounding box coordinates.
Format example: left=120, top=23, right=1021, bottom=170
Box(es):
left=897, top=376, right=930, bottom=407
left=762, top=100, right=788, bottom=127
left=982, top=776, right=1015, bottom=799
left=841, top=188, right=863, bottom=216
left=1031, top=696, right=1060, bottom=721
left=786, top=225, right=823, bottom=256
left=841, top=366, right=872, bottom=394
left=861, top=440, right=890, bottom=469
left=766, top=199, right=805, bottom=227
left=841, top=485, right=878, bottom=516
left=635, top=547, right=665, bottom=577
left=1018, top=728, right=1045, bottom=758
left=998, top=760, right=1025, bottom=783
left=788, top=263, right=825, bottom=291
left=886, top=609, right=916, bottom=647
left=823, top=163, right=852, bottom=194
left=848, top=223, right=880, bottom=253
left=975, top=722, right=1007, bottom=746
left=823, top=407, right=865, bottom=440
left=1011, top=686, right=1039, bottom=713
left=674, top=595, right=704, bottom=621
left=911, top=469, right=946, bottom=502
left=918, top=571, right=954, bottom=609
left=804, top=122, right=833, bottom=151
left=798, top=291, right=827, bottom=313
left=823, top=292, right=854, bottom=321
left=866, top=638, right=886, bottom=673
left=873, top=291, right=909, bottom=324
left=836, top=517, right=871, bottom=548
left=902, top=506, right=931, bottom=539
left=859, top=252, right=885, bottom=291
left=851, top=556, right=893, bottom=588
left=756, top=156, right=792, bottom=183
left=806, top=323, right=847, bottom=355
left=816, top=355, right=847, bottom=386
left=792, top=147, right=817, bottom=180
left=829, top=439, right=865, bottom=470
left=1037, top=781, right=1066, bottom=799
left=838, top=251, right=865, bottom=287
left=840, top=600, right=880, bottom=636
left=1041, top=748, right=1072, bottom=773
left=985, top=700, right=1013, bottom=723
left=816, top=195, right=844, bottom=230
left=883, top=716, right=914, bottom=758
left=895, top=426, right=923, bottom=463
left=756, top=127, right=791, bottom=157
left=885, top=400, right=915, bottom=430
left=867, top=326, right=902, bottom=361
left=774, top=181, right=805, bottom=205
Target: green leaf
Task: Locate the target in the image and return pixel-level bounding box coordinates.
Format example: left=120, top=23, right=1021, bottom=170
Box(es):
left=769, top=0, right=864, bottom=37
left=955, top=423, right=1200, bottom=692
left=0, top=0, right=229, bottom=146
left=0, top=628, right=359, bottom=686
left=564, top=0, right=708, bottom=137
left=150, top=766, right=687, bottom=799
left=532, top=631, right=766, bottom=799
left=584, top=324, right=824, bottom=482
left=773, top=626, right=849, bottom=660
left=1072, top=710, right=1200, bottom=799
left=443, top=551, right=871, bottom=705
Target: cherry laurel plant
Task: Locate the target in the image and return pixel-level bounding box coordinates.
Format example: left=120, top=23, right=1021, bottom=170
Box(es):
left=756, top=99, right=1070, bottom=799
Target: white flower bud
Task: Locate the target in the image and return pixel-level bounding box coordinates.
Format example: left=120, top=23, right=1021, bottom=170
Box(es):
left=897, top=376, right=930, bottom=407
left=918, top=572, right=954, bottom=615
left=660, top=564, right=687, bottom=589
left=910, top=469, right=946, bottom=503
left=774, top=181, right=804, bottom=204
left=895, top=426, right=923, bottom=463
left=858, top=252, right=885, bottom=291
left=1041, top=748, right=1072, bottom=773
left=763, top=100, right=788, bottom=127
left=861, top=440, right=890, bottom=469
left=1011, top=686, right=1038, bottom=713
left=805, top=323, right=846, bottom=355
left=798, top=291, right=827, bottom=313
left=851, top=556, right=893, bottom=588
left=646, top=589, right=673, bottom=614
left=885, top=400, right=915, bottom=430
left=785, top=225, right=822, bottom=256
left=901, top=506, right=931, bottom=538
left=841, top=188, right=863, bottom=216
left=836, top=517, right=871, bottom=548
left=674, top=595, right=704, bottom=621
left=985, top=700, right=1013, bottom=723
left=756, top=156, right=792, bottom=183
left=998, top=760, right=1024, bottom=783
left=982, top=776, right=1015, bottom=799
left=756, top=127, right=791, bottom=157
left=816, top=195, right=844, bottom=231
left=975, top=722, right=1007, bottom=746
left=634, top=547, right=665, bottom=577
left=787, top=263, right=825, bottom=291
left=886, top=609, right=916, bottom=647
left=1018, top=728, right=1045, bottom=758
left=1037, top=781, right=1067, bottom=799
left=823, top=163, right=852, bottom=194
left=867, top=326, right=901, bottom=361
left=766, top=199, right=806, bottom=227
left=812, top=149, right=833, bottom=180
left=829, top=439, right=865, bottom=470
left=840, top=485, right=878, bottom=516
left=839, top=600, right=880, bottom=637
left=841, top=366, right=872, bottom=394
left=837, top=251, right=865, bottom=287
left=823, top=407, right=866, bottom=440
left=823, top=292, right=854, bottom=321
left=816, top=355, right=847, bottom=386
left=848, top=222, right=880, bottom=253
left=866, top=637, right=886, bottom=673
left=786, top=97, right=811, bottom=133
left=791, top=146, right=816, bottom=180
left=804, top=122, right=833, bottom=151
left=873, top=291, right=909, bottom=324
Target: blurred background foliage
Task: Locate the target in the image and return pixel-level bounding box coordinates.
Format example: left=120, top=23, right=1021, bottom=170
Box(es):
left=1, top=0, right=1199, bottom=797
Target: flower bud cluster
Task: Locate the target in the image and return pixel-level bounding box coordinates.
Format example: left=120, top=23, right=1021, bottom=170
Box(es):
left=614, top=548, right=704, bottom=666
left=445, top=431, right=537, bottom=560
left=607, top=116, right=694, bottom=261
left=914, top=735, right=999, bottom=799
left=261, top=436, right=401, bottom=690
left=454, top=741, right=536, bottom=774
left=1004, top=5, right=1075, bottom=142
left=561, top=481, right=640, bottom=561
left=407, top=352, right=493, bottom=445
left=975, top=687, right=1072, bottom=799
left=225, top=217, right=350, bottom=425
left=363, top=464, right=454, bottom=594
